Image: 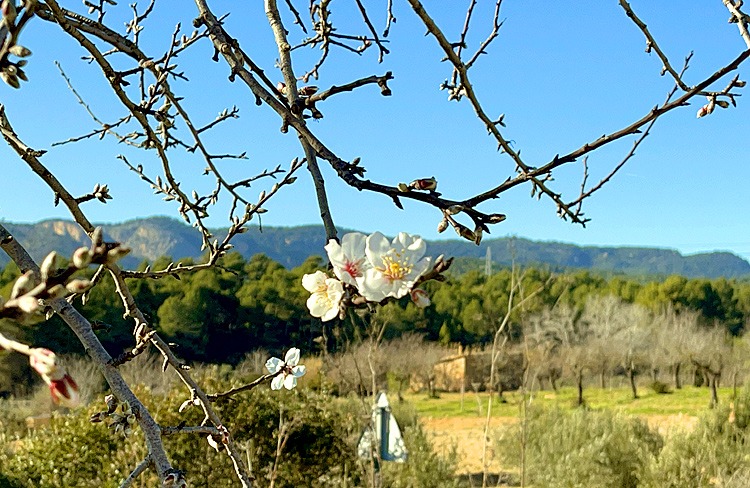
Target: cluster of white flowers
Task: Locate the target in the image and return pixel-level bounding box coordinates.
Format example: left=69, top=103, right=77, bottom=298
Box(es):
left=266, top=232, right=432, bottom=392
left=302, top=231, right=432, bottom=321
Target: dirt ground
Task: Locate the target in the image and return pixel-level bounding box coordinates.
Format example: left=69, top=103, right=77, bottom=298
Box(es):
left=420, top=414, right=698, bottom=475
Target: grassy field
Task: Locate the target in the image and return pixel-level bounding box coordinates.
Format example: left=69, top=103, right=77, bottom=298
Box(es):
left=404, top=385, right=736, bottom=419
left=404, top=384, right=737, bottom=477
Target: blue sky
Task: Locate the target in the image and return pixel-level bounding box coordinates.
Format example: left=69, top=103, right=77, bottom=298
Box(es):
left=1, top=1, right=749, bottom=260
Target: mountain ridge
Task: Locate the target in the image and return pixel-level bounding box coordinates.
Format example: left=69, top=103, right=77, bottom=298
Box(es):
left=1, top=217, right=748, bottom=279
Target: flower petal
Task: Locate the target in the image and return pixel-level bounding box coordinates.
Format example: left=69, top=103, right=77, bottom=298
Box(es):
left=284, top=348, right=301, bottom=366
left=271, top=374, right=285, bottom=390
left=265, top=357, right=283, bottom=374
left=292, top=365, right=307, bottom=378
left=341, top=232, right=367, bottom=259
left=308, top=292, right=334, bottom=319
left=283, top=374, right=298, bottom=390
left=395, top=232, right=426, bottom=257
left=301, top=271, right=328, bottom=293
left=365, top=232, right=391, bottom=269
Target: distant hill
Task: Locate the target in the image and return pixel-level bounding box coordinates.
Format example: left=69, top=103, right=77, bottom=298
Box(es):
left=1, top=217, right=749, bottom=279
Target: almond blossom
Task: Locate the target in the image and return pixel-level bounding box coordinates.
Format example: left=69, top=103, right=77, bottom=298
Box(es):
left=324, top=232, right=370, bottom=287
left=29, top=348, right=80, bottom=408
left=358, top=232, right=431, bottom=302
left=302, top=270, right=344, bottom=321
left=265, top=347, right=307, bottom=390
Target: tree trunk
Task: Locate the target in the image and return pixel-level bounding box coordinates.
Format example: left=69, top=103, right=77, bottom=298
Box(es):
left=673, top=362, right=682, bottom=389
left=599, top=371, right=606, bottom=389
left=576, top=371, right=584, bottom=407
left=709, top=374, right=719, bottom=408
left=628, top=366, right=638, bottom=399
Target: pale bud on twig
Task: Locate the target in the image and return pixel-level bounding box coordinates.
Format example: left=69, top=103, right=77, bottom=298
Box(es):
left=47, top=284, right=68, bottom=299
left=207, top=434, right=221, bottom=452
left=437, top=219, right=449, bottom=233
left=410, top=288, right=431, bottom=308
left=40, top=251, right=60, bottom=282
left=15, top=295, right=40, bottom=314
left=66, top=279, right=92, bottom=294
left=10, top=271, right=34, bottom=299
left=106, top=246, right=131, bottom=264
left=72, top=247, right=92, bottom=268
left=409, top=177, right=438, bottom=191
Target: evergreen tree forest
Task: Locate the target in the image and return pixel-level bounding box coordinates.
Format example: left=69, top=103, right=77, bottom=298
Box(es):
left=3, top=251, right=750, bottom=397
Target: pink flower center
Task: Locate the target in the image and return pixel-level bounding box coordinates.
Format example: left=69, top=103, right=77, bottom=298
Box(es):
left=343, top=259, right=364, bottom=278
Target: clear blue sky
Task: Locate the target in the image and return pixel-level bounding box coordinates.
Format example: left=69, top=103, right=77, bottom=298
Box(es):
left=1, top=1, right=749, bottom=260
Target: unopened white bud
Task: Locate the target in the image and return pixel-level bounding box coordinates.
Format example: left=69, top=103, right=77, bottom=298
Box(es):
left=40, top=252, right=60, bottom=282
left=73, top=247, right=92, bottom=268
left=10, top=271, right=35, bottom=299
left=66, top=279, right=92, bottom=294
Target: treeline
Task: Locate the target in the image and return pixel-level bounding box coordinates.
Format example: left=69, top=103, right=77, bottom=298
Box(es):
left=1, top=252, right=750, bottom=394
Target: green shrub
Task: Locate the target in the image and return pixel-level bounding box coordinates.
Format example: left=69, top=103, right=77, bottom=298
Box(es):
left=0, top=382, right=363, bottom=487
left=650, top=381, right=672, bottom=395
left=497, top=407, right=663, bottom=488
left=643, top=386, right=750, bottom=487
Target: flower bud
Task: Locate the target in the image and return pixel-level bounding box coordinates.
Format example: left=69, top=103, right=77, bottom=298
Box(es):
left=91, top=227, right=103, bottom=247
left=410, top=288, right=431, bottom=308
left=105, top=394, right=118, bottom=414
left=474, top=227, right=483, bottom=245
left=437, top=219, right=449, bottom=233
left=0, top=71, right=20, bottom=89
left=90, top=412, right=106, bottom=423
left=40, top=251, right=60, bottom=282
left=207, top=434, right=221, bottom=452
left=397, top=182, right=410, bottom=192
left=73, top=247, right=92, bottom=268
left=15, top=295, right=40, bottom=314
left=106, top=246, right=131, bottom=263
left=47, top=284, right=68, bottom=299
left=49, top=373, right=80, bottom=409
left=487, top=213, right=507, bottom=223
left=409, top=177, right=437, bottom=191
left=66, top=279, right=92, bottom=294
left=299, top=85, right=318, bottom=96
left=10, top=271, right=35, bottom=299
left=8, top=45, right=31, bottom=57
left=29, top=348, right=59, bottom=378
left=446, top=205, right=462, bottom=215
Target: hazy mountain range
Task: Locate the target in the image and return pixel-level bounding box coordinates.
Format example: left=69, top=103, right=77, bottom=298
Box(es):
left=1, top=217, right=749, bottom=279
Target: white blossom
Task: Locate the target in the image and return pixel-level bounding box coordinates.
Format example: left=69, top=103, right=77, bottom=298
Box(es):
left=324, top=232, right=371, bottom=287
left=302, top=270, right=343, bottom=321
left=265, top=347, right=307, bottom=390
left=358, top=232, right=431, bottom=302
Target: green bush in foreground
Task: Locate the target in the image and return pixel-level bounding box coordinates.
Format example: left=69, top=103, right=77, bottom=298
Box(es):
left=642, top=386, right=750, bottom=488
left=497, top=407, right=663, bottom=488
left=0, top=376, right=458, bottom=487
left=0, top=384, right=363, bottom=487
